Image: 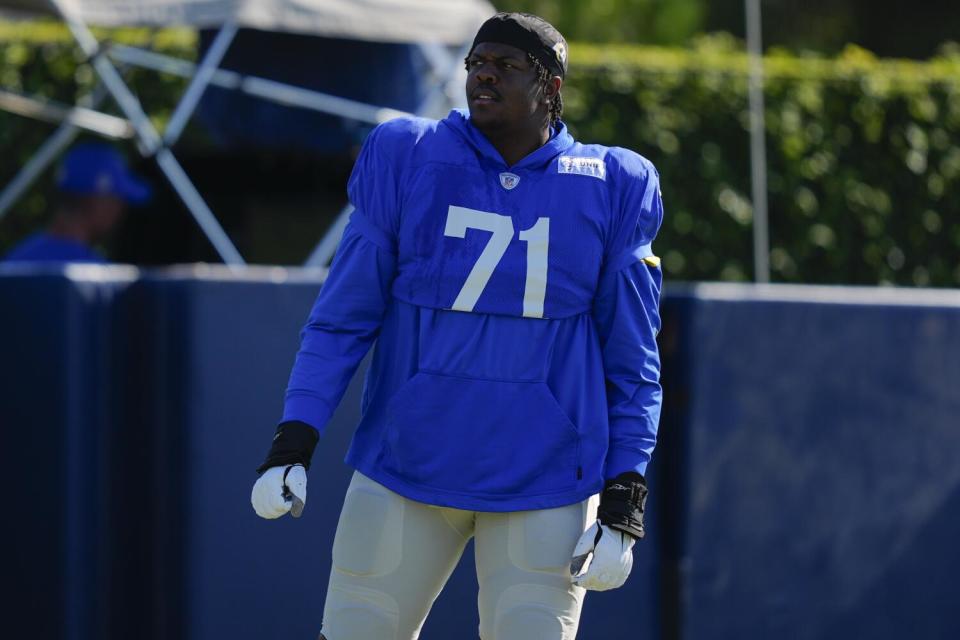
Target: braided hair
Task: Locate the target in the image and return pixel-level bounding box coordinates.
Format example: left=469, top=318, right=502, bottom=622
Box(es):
left=527, top=53, right=564, bottom=127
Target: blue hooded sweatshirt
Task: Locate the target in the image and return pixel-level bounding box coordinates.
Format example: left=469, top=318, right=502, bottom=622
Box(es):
left=282, top=110, right=663, bottom=511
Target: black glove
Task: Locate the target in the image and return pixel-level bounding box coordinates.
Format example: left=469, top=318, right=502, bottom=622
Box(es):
left=597, top=471, right=648, bottom=540
left=256, top=420, right=320, bottom=474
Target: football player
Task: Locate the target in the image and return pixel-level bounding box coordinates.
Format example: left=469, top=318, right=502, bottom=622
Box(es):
left=252, top=12, right=663, bottom=639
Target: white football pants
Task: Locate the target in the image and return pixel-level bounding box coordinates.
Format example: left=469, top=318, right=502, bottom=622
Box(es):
left=320, top=472, right=599, bottom=640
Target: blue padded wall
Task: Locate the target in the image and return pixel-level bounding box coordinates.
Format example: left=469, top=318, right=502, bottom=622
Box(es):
left=115, top=270, right=353, bottom=640
left=0, top=266, right=136, bottom=640
left=666, top=284, right=960, bottom=640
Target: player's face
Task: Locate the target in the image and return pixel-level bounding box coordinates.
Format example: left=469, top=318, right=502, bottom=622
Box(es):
left=85, top=194, right=127, bottom=241
left=465, top=42, right=550, bottom=135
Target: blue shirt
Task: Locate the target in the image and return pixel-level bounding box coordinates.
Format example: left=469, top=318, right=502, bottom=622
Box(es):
left=283, top=110, right=664, bottom=511
left=2, top=232, right=107, bottom=264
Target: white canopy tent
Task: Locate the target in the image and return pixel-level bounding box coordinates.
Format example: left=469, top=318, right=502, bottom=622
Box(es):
left=0, top=0, right=495, bottom=267
left=2, top=0, right=493, bottom=44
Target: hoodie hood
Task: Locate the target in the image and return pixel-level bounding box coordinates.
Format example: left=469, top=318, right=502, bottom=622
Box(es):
left=442, top=108, right=575, bottom=170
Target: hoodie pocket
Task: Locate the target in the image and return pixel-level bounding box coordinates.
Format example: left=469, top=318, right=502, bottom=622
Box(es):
left=379, top=372, right=580, bottom=497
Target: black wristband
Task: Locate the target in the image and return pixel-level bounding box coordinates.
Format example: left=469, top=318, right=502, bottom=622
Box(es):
left=597, top=471, right=648, bottom=540
left=256, top=421, right=320, bottom=474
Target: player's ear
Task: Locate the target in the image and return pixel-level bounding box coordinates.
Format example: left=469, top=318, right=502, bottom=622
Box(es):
left=542, top=76, right=561, bottom=105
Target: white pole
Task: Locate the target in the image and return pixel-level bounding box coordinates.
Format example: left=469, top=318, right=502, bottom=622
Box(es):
left=108, top=45, right=409, bottom=126
left=163, top=22, right=238, bottom=147
left=0, top=90, right=132, bottom=139
left=155, top=148, right=246, bottom=266
left=746, top=0, right=770, bottom=282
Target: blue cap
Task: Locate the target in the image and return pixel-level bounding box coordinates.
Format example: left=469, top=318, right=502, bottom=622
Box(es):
left=56, top=143, right=151, bottom=204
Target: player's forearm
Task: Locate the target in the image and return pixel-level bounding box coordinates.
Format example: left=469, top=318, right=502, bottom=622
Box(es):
left=603, top=331, right=661, bottom=478
left=283, top=309, right=382, bottom=429
left=605, top=390, right=661, bottom=477
left=283, top=344, right=368, bottom=430
left=282, top=223, right=396, bottom=433
left=593, top=259, right=663, bottom=478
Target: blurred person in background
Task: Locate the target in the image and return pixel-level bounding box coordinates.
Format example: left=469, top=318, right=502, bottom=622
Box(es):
left=2, top=142, right=150, bottom=264
left=252, top=12, right=663, bottom=640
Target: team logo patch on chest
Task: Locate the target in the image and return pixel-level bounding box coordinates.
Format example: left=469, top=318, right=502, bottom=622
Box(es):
left=499, top=172, right=521, bottom=190
left=558, top=156, right=606, bottom=180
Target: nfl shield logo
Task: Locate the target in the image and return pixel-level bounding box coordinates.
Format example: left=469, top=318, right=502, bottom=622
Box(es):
left=499, top=172, right=520, bottom=190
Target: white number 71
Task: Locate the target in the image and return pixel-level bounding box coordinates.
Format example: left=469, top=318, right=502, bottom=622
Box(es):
left=443, top=205, right=550, bottom=318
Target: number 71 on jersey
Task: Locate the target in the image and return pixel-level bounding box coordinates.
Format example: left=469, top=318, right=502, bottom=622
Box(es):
left=444, top=205, right=550, bottom=319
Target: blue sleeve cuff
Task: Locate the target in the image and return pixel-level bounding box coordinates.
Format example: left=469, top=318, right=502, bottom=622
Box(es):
left=282, top=392, right=335, bottom=435
left=605, top=447, right=650, bottom=480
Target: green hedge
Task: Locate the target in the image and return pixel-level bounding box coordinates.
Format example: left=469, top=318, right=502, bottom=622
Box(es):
left=565, top=37, right=960, bottom=286
left=1, top=23, right=958, bottom=286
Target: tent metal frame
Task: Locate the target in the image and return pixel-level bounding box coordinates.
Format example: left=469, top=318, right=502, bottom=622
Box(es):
left=0, top=0, right=469, bottom=267
left=745, top=0, right=770, bottom=283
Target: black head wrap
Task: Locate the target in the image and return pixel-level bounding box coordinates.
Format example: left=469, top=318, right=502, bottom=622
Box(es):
left=469, top=12, right=568, bottom=78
